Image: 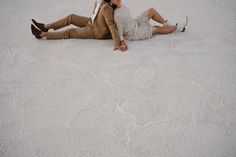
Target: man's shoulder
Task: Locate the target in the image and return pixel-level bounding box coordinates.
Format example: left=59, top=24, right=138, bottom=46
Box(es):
left=101, top=3, right=112, bottom=11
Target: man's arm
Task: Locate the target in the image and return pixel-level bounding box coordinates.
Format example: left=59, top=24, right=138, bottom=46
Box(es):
left=102, top=5, right=121, bottom=50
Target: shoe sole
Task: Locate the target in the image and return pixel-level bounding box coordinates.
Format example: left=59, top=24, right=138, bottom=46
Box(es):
left=181, top=16, right=188, bottom=32
left=31, top=24, right=42, bottom=39
left=32, top=19, right=48, bottom=32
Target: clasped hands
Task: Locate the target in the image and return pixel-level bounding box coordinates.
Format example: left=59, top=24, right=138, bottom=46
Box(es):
left=115, top=40, right=127, bottom=52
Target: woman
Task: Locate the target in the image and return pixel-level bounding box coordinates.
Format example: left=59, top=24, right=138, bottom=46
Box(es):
left=110, top=0, right=188, bottom=51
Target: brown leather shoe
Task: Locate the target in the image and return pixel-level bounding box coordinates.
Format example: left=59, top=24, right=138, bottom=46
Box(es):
left=31, top=24, right=42, bottom=39
left=32, top=19, right=48, bottom=32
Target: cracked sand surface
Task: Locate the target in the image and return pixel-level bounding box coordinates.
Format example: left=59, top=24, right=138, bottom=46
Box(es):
left=0, top=0, right=236, bottom=157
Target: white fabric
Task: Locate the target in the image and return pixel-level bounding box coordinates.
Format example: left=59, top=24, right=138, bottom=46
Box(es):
left=126, top=11, right=154, bottom=40
left=177, top=16, right=188, bottom=31
left=114, top=4, right=136, bottom=40
left=91, top=0, right=103, bottom=23
left=114, top=4, right=153, bottom=41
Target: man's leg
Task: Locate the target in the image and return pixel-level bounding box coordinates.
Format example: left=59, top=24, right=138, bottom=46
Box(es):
left=41, top=26, right=95, bottom=39
left=45, top=14, right=90, bottom=30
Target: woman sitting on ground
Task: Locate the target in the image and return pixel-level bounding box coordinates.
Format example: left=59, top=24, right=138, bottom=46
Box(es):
left=110, top=0, right=188, bottom=51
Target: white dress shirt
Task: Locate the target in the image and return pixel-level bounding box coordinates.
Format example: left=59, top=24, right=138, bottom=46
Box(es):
left=91, top=0, right=103, bottom=23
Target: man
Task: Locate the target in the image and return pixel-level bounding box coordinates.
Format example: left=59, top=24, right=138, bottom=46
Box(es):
left=31, top=0, right=127, bottom=51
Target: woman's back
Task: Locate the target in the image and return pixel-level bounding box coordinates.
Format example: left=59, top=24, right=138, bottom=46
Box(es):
left=114, top=4, right=136, bottom=40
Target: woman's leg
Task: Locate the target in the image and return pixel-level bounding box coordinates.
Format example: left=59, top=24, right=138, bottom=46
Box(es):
left=147, top=8, right=167, bottom=24
left=152, top=25, right=177, bottom=35
left=45, top=14, right=90, bottom=30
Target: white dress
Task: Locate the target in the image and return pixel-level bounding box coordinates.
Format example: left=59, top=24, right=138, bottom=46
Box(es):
left=114, top=4, right=154, bottom=41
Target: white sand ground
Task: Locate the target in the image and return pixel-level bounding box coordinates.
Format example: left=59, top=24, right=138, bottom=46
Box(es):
left=0, top=0, right=236, bottom=157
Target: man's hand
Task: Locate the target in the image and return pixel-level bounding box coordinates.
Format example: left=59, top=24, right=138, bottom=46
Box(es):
left=114, top=40, right=127, bottom=52
left=118, top=44, right=127, bottom=52
left=114, top=45, right=127, bottom=52
left=119, top=40, right=127, bottom=52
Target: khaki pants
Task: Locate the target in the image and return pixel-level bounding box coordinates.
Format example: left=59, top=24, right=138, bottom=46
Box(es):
left=44, top=14, right=95, bottom=39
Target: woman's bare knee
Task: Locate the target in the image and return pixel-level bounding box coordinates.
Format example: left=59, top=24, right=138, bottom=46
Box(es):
left=147, top=8, right=159, bottom=18
left=147, top=8, right=155, bottom=18
left=148, top=8, right=156, bottom=12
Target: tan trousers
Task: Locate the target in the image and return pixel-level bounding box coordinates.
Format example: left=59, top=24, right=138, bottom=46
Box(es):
left=44, top=14, right=95, bottom=39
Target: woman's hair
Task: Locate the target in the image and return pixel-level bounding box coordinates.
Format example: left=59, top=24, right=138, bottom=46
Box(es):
left=111, top=4, right=117, bottom=10
left=104, top=0, right=117, bottom=10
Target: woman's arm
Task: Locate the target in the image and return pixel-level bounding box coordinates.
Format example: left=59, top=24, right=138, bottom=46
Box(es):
left=115, top=14, right=127, bottom=51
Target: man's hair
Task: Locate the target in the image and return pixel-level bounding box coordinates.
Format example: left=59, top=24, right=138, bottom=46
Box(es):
left=104, top=0, right=117, bottom=10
